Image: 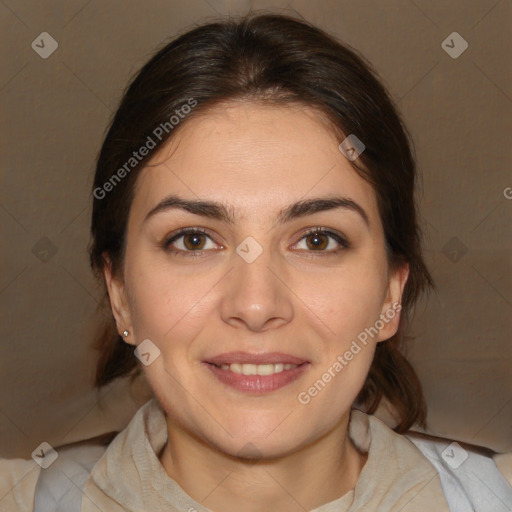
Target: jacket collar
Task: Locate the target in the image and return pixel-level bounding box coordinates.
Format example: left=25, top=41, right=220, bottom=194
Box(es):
left=82, top=398, right=450, bottom=511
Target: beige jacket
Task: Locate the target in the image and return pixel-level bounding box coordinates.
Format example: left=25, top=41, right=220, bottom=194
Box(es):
left=1, top=399, right=511, bottom=511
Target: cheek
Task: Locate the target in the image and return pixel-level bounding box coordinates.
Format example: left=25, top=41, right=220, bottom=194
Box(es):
left=125, top=258, right=219, bottom=349
left=293, top=256, right=388, bottom=343
left=292, top=265, right=383, bottom=420
left=293, top=253, right=388, bottom=411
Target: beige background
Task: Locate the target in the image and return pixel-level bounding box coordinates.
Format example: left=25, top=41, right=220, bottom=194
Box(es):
left=1, top=0, right=511, bottom=459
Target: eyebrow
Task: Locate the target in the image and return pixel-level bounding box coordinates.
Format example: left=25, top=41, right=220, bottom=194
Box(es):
left=144, top=194, right=370, bottom=227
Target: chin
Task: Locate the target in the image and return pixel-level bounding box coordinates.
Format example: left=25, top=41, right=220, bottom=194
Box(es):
left=217, top=435, right=305, bottom=462
left=206, top=419, right=309, bottom=460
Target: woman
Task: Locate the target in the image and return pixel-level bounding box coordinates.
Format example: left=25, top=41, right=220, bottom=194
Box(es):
left=1, top=13, right=511, bottom=512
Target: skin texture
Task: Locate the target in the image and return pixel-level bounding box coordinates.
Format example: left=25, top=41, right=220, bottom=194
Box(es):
left=104, top=102, right=409, bottom=512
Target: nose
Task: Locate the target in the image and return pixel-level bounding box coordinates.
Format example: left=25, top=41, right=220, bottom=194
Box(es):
left=220, top=244, right=294, bottom=332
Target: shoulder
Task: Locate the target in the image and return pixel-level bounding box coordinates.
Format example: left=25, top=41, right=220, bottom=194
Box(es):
left=33, top=440, right=109, bottom=512
left=0, top=457, right=41, bottom=512
left=404, top=431, right=512, bottom=512
left=0, top=434, right=113, bottom=512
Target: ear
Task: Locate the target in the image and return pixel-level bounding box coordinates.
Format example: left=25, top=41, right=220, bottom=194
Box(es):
left=376, top=262, right=409, bottom=343
left=102, top=253, right=135, bottom=346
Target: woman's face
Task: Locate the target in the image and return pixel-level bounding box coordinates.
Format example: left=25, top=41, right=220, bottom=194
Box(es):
left=105, top=102, right=408, bottom=458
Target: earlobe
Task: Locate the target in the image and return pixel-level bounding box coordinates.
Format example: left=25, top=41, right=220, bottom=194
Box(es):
left=102, top=253, right=135, bottom=345
left=376, top=263, right=409, bottom=343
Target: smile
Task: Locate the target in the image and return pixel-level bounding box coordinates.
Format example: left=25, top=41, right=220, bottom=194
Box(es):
left=203, top=358, right=310, bottom=393
left=214, top=362, right=299, bottom=375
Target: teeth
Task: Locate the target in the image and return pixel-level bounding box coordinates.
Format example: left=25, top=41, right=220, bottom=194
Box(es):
left=219, top=363, right=299, bottom=375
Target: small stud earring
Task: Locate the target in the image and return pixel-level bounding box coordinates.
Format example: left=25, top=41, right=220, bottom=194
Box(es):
left=123, top=330, right=129, bottom=338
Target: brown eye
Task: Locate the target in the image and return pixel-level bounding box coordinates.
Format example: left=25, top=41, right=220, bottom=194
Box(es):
left=164, top=228, right=219, bottom=254
left=294, top=228, right=349, bottom=254
left=305, top=232, right=329, bottom=250
left=182, top=232, right=207, bottom=250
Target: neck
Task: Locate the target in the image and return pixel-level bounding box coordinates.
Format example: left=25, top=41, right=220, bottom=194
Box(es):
left=159, top=413, right=367, bottom=512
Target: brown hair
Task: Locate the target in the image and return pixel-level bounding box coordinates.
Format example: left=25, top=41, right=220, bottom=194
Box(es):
left=89, top=13, right=434, bottom=433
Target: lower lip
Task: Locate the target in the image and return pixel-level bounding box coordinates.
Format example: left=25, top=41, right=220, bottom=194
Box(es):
left=203, top=362, right=310, bottom=393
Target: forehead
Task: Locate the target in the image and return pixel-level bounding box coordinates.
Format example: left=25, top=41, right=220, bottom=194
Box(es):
left=130, top=102, right=380, bottom=226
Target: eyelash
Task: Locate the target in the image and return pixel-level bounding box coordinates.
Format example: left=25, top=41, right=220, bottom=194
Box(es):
left=162, top=226, right=350, bottom=258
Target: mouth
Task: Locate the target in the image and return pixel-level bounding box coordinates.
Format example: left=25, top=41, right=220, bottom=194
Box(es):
left=203, top=352, right=310, bottom=393
left=209, top=362, right=302, bottom=375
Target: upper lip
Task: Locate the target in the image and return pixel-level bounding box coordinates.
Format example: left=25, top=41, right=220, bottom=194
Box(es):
left=205, top=352, right=309, bottom=365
